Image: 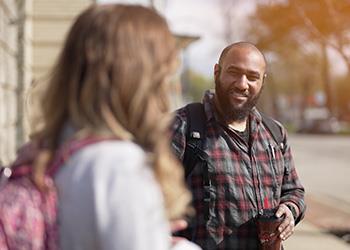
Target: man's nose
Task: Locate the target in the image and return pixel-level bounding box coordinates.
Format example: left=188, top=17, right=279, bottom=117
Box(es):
left=235, top=74, right=249, bottom=90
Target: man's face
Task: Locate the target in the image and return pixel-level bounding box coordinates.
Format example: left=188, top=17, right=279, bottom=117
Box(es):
left=214, top=46, right=266, bottom=121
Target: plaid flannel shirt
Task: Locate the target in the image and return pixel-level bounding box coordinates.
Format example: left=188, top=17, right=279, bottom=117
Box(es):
left=171, top=91, right=305, bottom=250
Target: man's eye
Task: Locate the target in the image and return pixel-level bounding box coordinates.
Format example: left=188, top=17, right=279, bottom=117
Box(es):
left=228, top=71, right=240, bottom=77
left=247, top=75, right=259, bottom=81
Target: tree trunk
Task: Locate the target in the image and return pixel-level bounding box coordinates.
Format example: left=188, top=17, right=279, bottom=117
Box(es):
left=321, top=42, right=333, bottom=117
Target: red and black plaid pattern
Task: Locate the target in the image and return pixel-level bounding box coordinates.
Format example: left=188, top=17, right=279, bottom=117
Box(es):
left=171, top=91, right=305, bottom=250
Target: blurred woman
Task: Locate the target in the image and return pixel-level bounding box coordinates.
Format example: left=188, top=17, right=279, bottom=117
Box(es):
left=30, top=4, right=197, bottom=250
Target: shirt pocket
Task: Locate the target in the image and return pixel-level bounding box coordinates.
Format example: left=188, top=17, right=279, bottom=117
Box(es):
left=259, top=142, right=285, bottom=202
left=265, top=142, right=285, bottom=180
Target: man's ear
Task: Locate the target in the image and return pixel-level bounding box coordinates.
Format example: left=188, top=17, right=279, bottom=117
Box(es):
left=262, top=73, right=267, bottom=84
left=214, top=64, right=220, bottom=82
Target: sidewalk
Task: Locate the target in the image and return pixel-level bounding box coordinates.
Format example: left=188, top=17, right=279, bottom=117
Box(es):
left=283, top=221, right=350, bottom=250
left=283, top=193, right=350, bottom=249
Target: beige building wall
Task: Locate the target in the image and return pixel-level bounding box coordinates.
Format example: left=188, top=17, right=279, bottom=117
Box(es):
left=32, top=0, right=93, bottom=79
left=0, top=0, right=18, bottom=164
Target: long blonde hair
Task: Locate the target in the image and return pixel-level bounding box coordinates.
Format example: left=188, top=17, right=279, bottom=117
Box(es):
left=30, top=4, right=190, bottom=220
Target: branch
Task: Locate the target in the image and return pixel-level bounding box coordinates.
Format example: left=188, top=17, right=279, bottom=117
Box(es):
left=292, top=0, right=350, bottom=69
left=324, top=0, right=350, bottom=70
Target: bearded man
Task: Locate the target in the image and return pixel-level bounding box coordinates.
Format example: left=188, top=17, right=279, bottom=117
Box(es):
left=171, top=42, right=306, bottom=250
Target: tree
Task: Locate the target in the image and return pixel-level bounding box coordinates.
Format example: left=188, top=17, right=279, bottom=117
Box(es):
left=249, top=0, right=350, bottom=118
left=334, top=76, right=350, bottom=121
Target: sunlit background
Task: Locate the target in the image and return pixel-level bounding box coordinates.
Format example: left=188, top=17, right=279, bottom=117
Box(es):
left=0, top=0, right=349, bottom=249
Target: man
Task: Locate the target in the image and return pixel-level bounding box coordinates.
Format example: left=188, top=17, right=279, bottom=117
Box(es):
left=171, top=42, right=306, bottom=250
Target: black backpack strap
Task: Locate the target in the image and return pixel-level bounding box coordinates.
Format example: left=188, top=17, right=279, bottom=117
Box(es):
left=183, top=103, right=211, bottom=221
left=260, top=113, right=285, bottom=152
left=185, top=102, right=206, bottom=141
left=183, top=102, right=207, bottom=178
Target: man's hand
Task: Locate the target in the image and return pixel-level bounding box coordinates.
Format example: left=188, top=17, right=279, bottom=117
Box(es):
left=170, top=219, right=188, bottom=244
left=275, top=203, right=295, bottom=241
left=170, top=219, right=202, bottom=250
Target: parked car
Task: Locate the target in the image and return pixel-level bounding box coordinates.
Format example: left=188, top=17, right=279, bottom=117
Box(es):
left=298, top=117, right=340, bottom=134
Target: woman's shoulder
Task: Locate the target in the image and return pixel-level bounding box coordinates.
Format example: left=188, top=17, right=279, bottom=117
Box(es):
left=67, top=140, right=148, bottom=173
left=79, top=140, right=144, bottom=156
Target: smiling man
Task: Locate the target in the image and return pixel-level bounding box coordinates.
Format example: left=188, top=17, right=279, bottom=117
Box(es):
left=171, top=42, right=306, bottom=250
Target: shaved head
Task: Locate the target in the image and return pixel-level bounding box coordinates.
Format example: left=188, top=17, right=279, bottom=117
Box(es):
left=218, top=42, right=267, bottom=72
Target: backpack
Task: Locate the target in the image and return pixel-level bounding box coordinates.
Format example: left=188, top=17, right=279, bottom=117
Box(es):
left=0, top=137, right=113, bottom=250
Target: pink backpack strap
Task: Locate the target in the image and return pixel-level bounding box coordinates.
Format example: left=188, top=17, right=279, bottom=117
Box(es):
left=1, top=137, right=117, bottom=183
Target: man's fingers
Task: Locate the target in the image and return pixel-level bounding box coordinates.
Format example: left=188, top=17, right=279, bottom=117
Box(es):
left=170, top=219, right=188, bottom=233
left=278, top=216, right=293, bottom=232
left=275, top=205, right=286, bottom=218
left=171, top=236, right=186, bottom=245
left=279, top=218, right=295, bottom=240
left=280, top=226, right=294, bottom=241
left=275, top=204, right=295, bottom=241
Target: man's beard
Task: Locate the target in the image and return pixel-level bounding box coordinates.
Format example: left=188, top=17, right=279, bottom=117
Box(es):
left=215, top=80, right=262, bottom=122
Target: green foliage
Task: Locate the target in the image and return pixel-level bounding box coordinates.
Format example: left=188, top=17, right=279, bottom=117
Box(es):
left=183, top=69, right=213, bottom=102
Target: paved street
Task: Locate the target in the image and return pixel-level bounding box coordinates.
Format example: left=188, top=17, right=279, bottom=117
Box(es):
left=289, top=134, right=350, bottom=205
left=284, top=134, right=350, bottom=249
